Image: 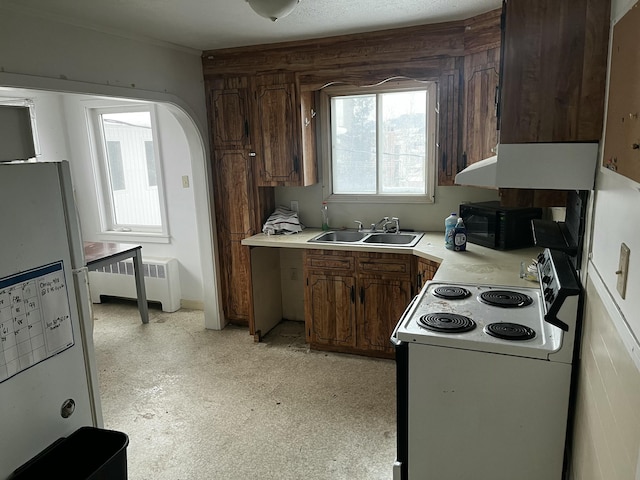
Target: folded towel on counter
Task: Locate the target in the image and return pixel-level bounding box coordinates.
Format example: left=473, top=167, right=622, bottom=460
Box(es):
left=262, top=206, right=305, bottom=235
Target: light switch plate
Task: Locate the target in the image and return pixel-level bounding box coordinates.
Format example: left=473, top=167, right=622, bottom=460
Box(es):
left=617, top=243, right=630, bottom=299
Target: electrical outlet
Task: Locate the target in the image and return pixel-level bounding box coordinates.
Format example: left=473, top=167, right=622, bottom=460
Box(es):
left=290, top=200, right=299, bottom=213
left=182, top=175, right=190, bottom=188
left=616, top=243, right=630, bottom=299
left=290, top=268, right=299, bottom=281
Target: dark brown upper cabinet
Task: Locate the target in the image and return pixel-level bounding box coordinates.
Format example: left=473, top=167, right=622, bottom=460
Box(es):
left=498, top=0, right=610, bottom=144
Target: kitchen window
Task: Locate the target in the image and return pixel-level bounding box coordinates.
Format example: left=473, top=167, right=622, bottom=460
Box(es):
left=322, top=80, right=437, bottom=203
left=89, top=105, right=168, bottom=237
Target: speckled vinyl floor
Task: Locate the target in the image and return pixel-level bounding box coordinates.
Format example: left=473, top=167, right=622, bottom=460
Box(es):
left=92, top=300, right=397, bottom=480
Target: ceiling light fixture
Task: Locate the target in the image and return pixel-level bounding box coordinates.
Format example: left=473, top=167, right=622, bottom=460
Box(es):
left=246, top=0, right=301, bottom=22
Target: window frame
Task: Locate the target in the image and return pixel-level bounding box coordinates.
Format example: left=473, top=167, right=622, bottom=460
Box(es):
left=320, top=79, right=437, bottom=204
left=88, top=103, right=169, bottom=238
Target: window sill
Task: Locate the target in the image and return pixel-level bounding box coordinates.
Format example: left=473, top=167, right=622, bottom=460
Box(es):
left=326, top=193, right=435, bottom=204
left=96, top=231, right=171, bottom=244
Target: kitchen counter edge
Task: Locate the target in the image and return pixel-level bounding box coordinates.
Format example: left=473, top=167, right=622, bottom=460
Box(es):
left=242, top=230, right=543, bottom=288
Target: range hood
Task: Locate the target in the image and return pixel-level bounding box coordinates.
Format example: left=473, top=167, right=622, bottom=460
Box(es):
left=454, top=143, right=600, bottom=190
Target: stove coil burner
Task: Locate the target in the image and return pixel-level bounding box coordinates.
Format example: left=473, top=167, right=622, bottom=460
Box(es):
left=432, top=286, right=472, bottom=300
left=484, top=322, right=536, bottom=341
left=479, top=290, right=533, bottom=308
left=418, top=313, right=476, bottom=333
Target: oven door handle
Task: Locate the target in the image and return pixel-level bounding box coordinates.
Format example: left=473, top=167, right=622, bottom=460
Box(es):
left=390, top=294, right=420, bottom=346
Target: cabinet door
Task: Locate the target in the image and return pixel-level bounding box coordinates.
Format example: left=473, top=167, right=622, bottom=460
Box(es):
left=463, top=48, right=500, bottom=166
left=356, top=252, right=413, bottom=354
left=218, top=237, right=252, bottom=322
left=305, top=272, right=356, bottom=348
left=210, top=79, right=251, bottom=149
left=437, top=68, right=462, bottom=186
left=499, top=0, right=609, bottom=143
left=213, top=149, right=256, bottom=236
left=253, top=75, right=301, bottom=186
left=212, top=149, right=256, bottom=323
left=357, top=276, right=413, bottom=353
left=416, top=257, right=440, bottom=291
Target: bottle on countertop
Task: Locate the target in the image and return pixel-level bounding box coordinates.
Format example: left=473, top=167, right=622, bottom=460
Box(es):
left=444, top=212, right=457, bottom=250
left=453, top=217, right=467, bottom=251
left=321, top=202, right=330, bottom=231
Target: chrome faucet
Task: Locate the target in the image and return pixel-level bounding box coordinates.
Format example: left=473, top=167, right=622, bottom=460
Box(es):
left=380, top=217, right=400, bottom=233
left=354, top=220, right=364, bottom=232
left=389, top=217, right=400, bottom=233
left=371, top=217, right=389, bottom=232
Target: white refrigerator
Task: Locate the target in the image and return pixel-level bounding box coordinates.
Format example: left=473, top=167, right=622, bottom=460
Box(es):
left=0, top=161, right=102, bottom=479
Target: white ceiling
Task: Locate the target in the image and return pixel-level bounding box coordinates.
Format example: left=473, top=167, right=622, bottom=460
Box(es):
left=0, top=0, right=501, bottom=52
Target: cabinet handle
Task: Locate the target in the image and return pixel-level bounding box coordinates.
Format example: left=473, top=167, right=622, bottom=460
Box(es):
left=495, top=84, right=501, bottom=127
left=293, top=155, right=299, bottom=174
left=244, top=120, right=249, bottom=138
left=417, top=273, right=422, bottom=289
left=351, top=285, right=355, bottom=304
left=360, top=287, right=364, bottom=304
left=249, top=152, right=256, bottom=157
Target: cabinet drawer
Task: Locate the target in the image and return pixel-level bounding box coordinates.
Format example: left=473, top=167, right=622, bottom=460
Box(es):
left=304, top=250, right=355, bottom=271
left=356, top=252, right=411, bottom=277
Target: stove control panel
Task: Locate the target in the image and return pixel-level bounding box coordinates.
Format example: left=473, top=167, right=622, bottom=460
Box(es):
left=536, top=248, right=581, bottom=331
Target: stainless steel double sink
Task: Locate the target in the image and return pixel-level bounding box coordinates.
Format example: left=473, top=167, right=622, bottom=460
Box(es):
left=308, top=230, right=424, bottom=247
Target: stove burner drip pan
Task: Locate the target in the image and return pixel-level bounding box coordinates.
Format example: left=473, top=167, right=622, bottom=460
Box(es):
left=432, top=286, right=471, bottom=300
left=484, top=322, right=536, bottom=341
left=479, top=290, right=533, bottom=308
left=418, top=313, right=476, bottom=333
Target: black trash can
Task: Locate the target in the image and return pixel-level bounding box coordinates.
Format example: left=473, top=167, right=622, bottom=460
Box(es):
left=9, top=426, right=129, bottom=480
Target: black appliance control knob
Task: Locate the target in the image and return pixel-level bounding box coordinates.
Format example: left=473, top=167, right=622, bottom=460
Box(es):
left=542, top=275, right=551, bottom=284
left=537, top=253, right=546, bottom=264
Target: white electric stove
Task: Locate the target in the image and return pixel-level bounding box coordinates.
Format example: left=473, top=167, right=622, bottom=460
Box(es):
left=391, top=248, right=581, bottom=480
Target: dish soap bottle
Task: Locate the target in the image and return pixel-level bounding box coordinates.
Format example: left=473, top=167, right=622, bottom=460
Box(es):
left=321, top=202, right=330, bottom=231
left=453, top=217, right=467, bottom=251
left=444, top=212, right=457, bottom=249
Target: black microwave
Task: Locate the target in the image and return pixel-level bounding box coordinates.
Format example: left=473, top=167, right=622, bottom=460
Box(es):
left=459, top=201, right=542, bottom=250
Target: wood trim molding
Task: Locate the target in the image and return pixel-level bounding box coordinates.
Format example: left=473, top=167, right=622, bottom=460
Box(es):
left=202, top=9, right=501, bottom=79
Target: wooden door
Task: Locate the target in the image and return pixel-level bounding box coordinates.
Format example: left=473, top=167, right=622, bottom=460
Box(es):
left=357, top=276, right=413, bottom=354
left=416, top=257, right=440, bottom=291
left=463, top=48, right=500, bottom=166
left=213, top=149, right=255, bottom=237
left=356, top=252, right=413, bottom=355
left=219, top=237, right=252, bottom=322
left=499, top=0, right=610, bottom=143
left=305, top=272, right=357, bottom=348
left=211, top=82, right=252, bottom=149
left=253, top=75, right=301, bottom=186
left=212, top=149, right=256, bottom=322
left=437, top=67, right=462, bottom=186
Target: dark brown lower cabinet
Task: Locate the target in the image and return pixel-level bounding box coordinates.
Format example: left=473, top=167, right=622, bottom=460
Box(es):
left=304, top=250, right=415, bottom=358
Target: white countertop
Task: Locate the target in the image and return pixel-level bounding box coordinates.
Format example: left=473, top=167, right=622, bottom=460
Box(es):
left=242, top=229, right=543, bottom=288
